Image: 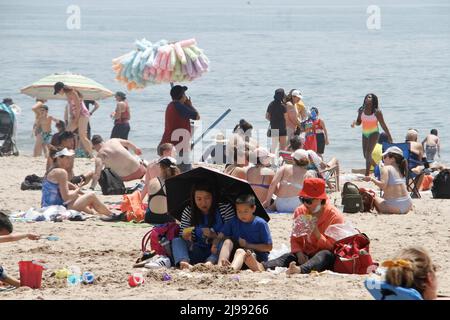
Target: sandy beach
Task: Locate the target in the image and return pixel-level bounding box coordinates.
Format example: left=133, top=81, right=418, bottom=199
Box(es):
left=0, top=155, right=449, bottom=300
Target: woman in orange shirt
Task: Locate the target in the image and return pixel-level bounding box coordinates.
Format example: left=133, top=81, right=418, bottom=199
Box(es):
left=243, top=178, right=344, bottom=274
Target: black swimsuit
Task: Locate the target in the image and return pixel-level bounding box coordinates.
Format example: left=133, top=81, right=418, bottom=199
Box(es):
left=145, top=178, right=174, bottom=225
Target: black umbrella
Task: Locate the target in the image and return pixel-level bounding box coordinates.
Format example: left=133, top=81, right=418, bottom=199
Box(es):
left=165, top=167, right=270, bottom=222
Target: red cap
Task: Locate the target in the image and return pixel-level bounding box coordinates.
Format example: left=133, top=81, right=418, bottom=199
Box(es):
left=298, top=178, right=327, bottom=200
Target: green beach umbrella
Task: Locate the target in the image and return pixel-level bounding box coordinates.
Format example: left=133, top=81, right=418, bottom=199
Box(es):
left=20, top=73, right=114, bottom=101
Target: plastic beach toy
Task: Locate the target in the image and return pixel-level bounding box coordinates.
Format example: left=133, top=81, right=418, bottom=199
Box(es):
left=82, top=272, right=95, bottom=284
left=18, top=260, right=45, bottom=289
left=128, top=273, right=145, bottom=287
left=67, top=274, right=81, bottom=286
left=162, top=272, right=171, bottom=281
left=46, top=235, right=59, bottom=241
left=55, top=268, right=71, bottom=279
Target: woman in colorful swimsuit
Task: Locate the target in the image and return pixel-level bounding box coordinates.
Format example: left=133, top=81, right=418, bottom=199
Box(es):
left=53, top=82, right=93, bottom=157
left=351, top=93, right=393, bottom=176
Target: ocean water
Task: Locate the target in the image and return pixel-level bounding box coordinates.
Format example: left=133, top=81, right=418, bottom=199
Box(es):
left=1, top=0, right=449, bottom=169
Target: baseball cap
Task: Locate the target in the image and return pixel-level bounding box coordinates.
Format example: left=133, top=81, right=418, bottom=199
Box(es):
left=292, top=149, right=309, bottom=161
left=53, top=82, right=65, bottom=95
left=170, top=85, right=188, bottom=100
left=382, top=146, right=404, bottom=157
left=158, top=156, right=177, bottom=168
left=55, top=148, right=75, bottom=158
left=115, top=91, right=126, bottom=100
left=291, top=90, right=303, bottom=100
left=254, top=147, right=275, bottom=159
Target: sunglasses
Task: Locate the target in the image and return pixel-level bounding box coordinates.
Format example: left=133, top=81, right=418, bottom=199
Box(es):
left=299, top=197, right=314, bottom=205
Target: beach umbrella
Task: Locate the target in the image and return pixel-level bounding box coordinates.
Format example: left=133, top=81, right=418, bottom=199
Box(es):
left=20, top=73, right=114, bottom=101
left=165, top=166, right=270, bottom=222
left=112, top=38, right=210, bottom=91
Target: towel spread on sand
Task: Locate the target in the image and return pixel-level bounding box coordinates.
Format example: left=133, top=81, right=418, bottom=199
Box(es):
left=9, top=205, right=88, bottom=222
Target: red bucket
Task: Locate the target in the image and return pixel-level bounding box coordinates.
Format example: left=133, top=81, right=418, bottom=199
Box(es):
left=19, top=261, right=44, bottom=289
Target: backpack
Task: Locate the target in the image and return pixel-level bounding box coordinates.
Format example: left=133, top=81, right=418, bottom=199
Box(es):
left=120, top=191, right=145, bottom=222
left=141, top=222, right=180, bottom=258
left=341, top=182, right=363, bottom=213
left=431, top=169, right=450, bottom=199
left=98, top=168, right=125, bottom=195
left=333, top=233, right=377, bottom=274
left=359, top=187, right=376, bottom=212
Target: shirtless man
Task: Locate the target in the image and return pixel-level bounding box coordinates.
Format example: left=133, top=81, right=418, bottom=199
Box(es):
left=90, top=135, right=145, bottom=189
left=405, top=129, right=426, bottom=175
left=422, top=129, right=440, bottom=162
left=32, top=99, right=59, bottom=157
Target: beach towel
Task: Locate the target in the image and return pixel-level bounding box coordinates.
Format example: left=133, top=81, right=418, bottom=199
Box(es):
left=9, top=206, right=86, bottom=222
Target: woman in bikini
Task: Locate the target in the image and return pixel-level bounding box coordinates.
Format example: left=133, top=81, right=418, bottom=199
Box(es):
left=224, top=147, right=249, bottom=180
left=42, top=147, right=115, bottom=218
left=144, top=157, right=180, bottom=224
left=53, top=82, right=93, bottom=157
left=262, top=149, right=310, bottom=213
left=364, top=146, right=413, bottom=214
left=351, top=93, right=392, bottom=176
left=246, top=148, right=275, bottom=204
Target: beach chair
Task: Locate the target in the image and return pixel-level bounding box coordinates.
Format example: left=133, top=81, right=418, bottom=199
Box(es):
left=278, top=150, right=293, bottom=165
left=278, top=150, right=339, bottom=192
left=364, top=278, right=423, bottom=300
left=382, top=142, right=424, bottom=198
left=321, top=164, right=340, bottom=192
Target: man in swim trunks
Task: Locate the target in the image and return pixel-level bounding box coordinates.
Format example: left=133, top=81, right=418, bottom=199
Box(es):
left=90, top=135, right=146, bottom=188
left=422, top=129, right=440, bottom=162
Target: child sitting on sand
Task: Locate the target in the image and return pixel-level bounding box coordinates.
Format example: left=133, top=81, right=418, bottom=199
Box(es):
left=216, top=194, right=272, bottom=271
left=0, top=212, right=40, bottom=287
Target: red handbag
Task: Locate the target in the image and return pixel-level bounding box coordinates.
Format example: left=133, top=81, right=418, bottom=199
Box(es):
left=333, top=233, right=376, bottom=274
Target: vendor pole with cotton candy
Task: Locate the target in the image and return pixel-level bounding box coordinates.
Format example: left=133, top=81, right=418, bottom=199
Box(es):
left=112, top=38, right=231, bottom=171
left=112, top=38, right=210, bottom=90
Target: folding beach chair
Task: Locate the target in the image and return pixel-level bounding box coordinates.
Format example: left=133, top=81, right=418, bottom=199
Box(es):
left=382, top=142, right=424, bottom=198
left=278, top=150, right=293, bottom=165
left=364, top=278, right=422, bottom=300
left=320, top=165, right=340, bottom=192
left=278, top=150, right=339, bottom=192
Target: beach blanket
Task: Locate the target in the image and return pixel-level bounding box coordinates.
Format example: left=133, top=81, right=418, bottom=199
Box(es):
left=9, top=206, right=88, bottom=222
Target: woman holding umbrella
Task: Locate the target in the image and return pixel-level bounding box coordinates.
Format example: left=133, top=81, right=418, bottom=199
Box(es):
left=171, top=182, right=236, bottom=269
left=54, top=82, right=93, bottom=157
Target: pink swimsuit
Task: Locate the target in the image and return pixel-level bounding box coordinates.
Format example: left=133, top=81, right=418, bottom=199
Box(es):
left=70, top=99, right=90, bottom=118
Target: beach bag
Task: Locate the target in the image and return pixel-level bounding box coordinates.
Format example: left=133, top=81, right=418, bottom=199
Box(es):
left=359, top=187, right=376, bottom=212
left=341, top=182, right=363, bottom=213
left=120, top=191, right=145, bottom=222
left=333, top=233, right=376, bottom=274
left=420, top=175, right=433, bottom=191
left=141, top=222, right=180, bottom=258
left=431, top=169, right=450, bottom=199
left=98, top=168, right=125, bottom=195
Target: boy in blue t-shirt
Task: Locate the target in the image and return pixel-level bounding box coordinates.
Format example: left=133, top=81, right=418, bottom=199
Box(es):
left=214, top=194, right=272, bottom=271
